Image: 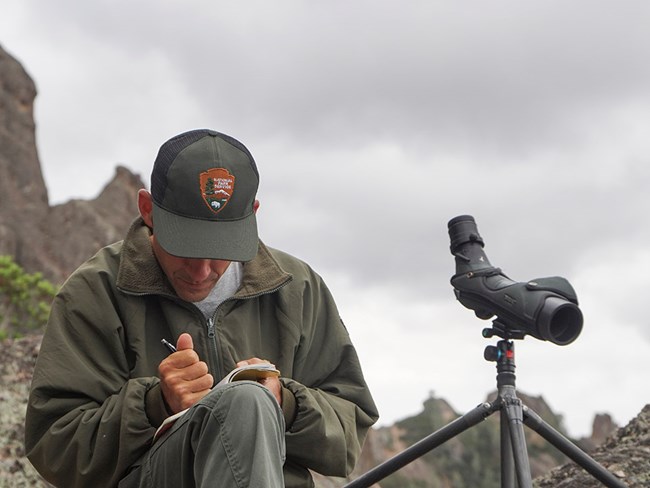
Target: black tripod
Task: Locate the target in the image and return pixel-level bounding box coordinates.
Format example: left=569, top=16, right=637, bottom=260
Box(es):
left=344, top=330, right=627, bottom=488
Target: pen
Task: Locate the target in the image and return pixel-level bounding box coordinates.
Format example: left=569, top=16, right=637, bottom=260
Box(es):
left=161, top=338, right=177, bottom=353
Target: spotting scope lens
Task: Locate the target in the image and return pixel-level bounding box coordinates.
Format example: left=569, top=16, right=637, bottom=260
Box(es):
left=536, top=296, right=584, bottom=345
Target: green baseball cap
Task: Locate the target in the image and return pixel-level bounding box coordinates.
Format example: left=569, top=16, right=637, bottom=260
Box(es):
left=150, top=129, right=259, bottom=261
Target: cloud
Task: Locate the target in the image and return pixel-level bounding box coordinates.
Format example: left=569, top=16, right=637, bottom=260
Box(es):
left=19, top=1, right=650, bottom=151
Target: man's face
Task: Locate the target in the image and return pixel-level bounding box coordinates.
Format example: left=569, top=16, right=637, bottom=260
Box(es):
left=151, top=235, right=231, bottom=302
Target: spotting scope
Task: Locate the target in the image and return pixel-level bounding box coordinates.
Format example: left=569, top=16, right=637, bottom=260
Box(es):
left=448, top=215, right=583, bottom=345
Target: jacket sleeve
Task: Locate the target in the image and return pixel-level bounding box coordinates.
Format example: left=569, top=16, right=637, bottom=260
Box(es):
left=24, top=265, right=159, bottom=488
left=280, top=269, right=379, bottom=480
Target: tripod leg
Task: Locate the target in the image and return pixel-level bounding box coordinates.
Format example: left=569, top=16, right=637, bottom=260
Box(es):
left=501, top=393, right=533, bottom=488
left=523, top=407, right=628, bottom=488
left=500, top=408, right=516, bottom=488
left=343, top=401, right=496, bottom=488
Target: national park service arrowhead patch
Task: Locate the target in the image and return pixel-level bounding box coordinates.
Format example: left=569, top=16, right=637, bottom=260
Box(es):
left=200, top=168, right=235, bottom=214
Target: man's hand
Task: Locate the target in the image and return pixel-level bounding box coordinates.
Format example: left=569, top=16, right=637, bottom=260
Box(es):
left=236, top=357, right=282, bottom=406
left=159, top=333, right=214, bottom=414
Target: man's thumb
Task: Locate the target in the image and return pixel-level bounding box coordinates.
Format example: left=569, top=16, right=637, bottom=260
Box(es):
left=176, top=333, right=194, bottom=351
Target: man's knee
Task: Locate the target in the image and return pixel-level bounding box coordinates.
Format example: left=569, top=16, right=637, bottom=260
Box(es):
left=201, top=381, right=274, bottom=408
left=210, top=380, right=274, bottom=405
left=200, top=381, right=285, bottom=431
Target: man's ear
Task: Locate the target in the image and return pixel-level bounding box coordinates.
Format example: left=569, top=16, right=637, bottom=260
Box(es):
left=138, top=189, right=154, bottom=228
left=253, top=199, right=260, bottom=214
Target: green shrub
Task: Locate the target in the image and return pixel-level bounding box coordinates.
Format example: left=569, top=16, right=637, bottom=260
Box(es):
left=0, top=255, right=57, bottom=337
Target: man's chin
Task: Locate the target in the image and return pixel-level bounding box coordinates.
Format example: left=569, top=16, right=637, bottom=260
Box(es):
left=175, top=284, right=214, bottom=302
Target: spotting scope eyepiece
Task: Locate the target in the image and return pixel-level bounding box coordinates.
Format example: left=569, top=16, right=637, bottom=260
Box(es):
left=448, top=215, right=583, bottom=345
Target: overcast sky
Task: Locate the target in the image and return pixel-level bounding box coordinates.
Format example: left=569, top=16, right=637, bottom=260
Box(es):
left=2, top=0, right=649, bottom=440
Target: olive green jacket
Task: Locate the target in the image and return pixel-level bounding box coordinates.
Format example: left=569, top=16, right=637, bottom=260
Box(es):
left=25, top=219, right=378, bottom=487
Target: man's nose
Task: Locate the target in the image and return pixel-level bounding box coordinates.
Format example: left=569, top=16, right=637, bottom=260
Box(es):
left=184, top=259, right=212, bottom=281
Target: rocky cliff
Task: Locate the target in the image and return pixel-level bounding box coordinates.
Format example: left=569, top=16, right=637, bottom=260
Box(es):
left=0, top=44, right=143, bottom=285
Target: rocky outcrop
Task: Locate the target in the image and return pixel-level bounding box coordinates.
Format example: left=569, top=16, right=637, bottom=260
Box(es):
left=577, top=412, right=620, bottom=453
left=0, top=335, right=52, bottom=487
left=0, top=44, right=49, bottom=272
left=0, top=44, right=143, bottom=284
left=41, top=165, right=144, bottom=281
left=535, top=405, right=650, bottom=488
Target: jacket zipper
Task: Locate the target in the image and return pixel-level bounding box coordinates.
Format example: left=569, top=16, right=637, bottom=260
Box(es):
left=206, top=316, right=220, bottom=383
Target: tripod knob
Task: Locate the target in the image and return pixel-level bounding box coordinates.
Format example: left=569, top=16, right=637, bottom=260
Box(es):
left=484, top=345, right=500, bottom=362
left=482, top=327, right=495, bottom=338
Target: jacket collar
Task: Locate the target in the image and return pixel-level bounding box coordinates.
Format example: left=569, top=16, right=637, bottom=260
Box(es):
left=116, top=218, right=292, bottom=299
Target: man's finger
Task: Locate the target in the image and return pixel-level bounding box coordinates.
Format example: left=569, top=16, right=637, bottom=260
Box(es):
left=176, top=333, right=194, bottom=351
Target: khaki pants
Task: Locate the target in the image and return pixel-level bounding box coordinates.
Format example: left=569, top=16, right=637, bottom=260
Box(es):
left=121, top=381, right=286, bottom=487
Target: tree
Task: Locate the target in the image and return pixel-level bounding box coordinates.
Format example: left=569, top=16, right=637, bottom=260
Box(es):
left=0, top=255, right=57, bottom=339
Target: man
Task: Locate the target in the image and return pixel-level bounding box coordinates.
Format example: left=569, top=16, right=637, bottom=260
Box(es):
left=25, top=129, right=378, bottom=487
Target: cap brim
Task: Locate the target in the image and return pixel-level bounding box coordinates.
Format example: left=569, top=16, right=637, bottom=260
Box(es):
left=152, top=203, right=259, bottom=261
